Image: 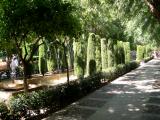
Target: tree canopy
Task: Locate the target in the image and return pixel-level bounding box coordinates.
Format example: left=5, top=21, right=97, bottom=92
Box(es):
left=0, top=0, right=81, bottom=91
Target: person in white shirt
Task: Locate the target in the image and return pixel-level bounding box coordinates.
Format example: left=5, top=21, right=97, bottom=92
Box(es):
left=10, top=56, right=19, bottom=79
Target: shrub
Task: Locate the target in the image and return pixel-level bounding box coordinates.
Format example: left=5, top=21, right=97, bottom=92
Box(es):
left=9, top=93, right=29, bottom=117
left=89, top=60, right=96, bottom=76
left=86, top=33, right=96, bottom=76
left=61, top=82, right=81, bottom=102
left=95, top=35, right=102, bottom=72
left=38, top=39, right=47, bottom=75
left=102, top=61, right=139, bottom=81
left=108, top=38, right=114, bottom=67
left=73, top=41, right=86, bottom=78
left=0, top=101, right=9, bottom=119
left=144, top=57, right=153, bottom=63
left=117, top=41, right=125, bottom=64
left=123, top=42, right=131, bottom=63
left=136, top=45, right=145, bottom=61
left=47, top=45, right=57, bottom=72
left=101, top=38, right=108, bottom=71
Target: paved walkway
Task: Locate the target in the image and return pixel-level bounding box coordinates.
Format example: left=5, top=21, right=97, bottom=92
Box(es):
left=43, top=59, right=160, bottom=120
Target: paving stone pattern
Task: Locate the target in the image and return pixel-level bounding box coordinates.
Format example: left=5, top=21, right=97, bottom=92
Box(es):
left=43, top=59, right=160, bottom=120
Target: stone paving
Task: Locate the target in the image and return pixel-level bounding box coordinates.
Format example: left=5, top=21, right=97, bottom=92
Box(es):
left=43, top=59, right=160, bottom=120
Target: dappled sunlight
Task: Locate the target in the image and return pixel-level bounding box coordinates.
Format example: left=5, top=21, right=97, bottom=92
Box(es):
left=107, top=107, right=115, bottom=114
left=127, top=104, right=140, bottom=112
left=0, top=91, right=12, bottom=101
left=44, top=75, right=77, bottom=86
left=106, top=90, right=136, bottom=95
left=0, top=72, right=77, bottom=100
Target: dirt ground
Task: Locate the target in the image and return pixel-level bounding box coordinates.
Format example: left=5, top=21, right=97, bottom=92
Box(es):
left=0, top=61, right=7, bottom=71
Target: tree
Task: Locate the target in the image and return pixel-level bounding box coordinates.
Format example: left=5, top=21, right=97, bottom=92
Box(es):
left=144, top=0, right=160, bottom=20
left=0, top=0, right=80, bottom=92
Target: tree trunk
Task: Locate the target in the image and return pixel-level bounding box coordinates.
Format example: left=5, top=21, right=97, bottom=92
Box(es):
left=64, top=45, right=69, bottom=86
left=23, top=62, right=29, bottom=92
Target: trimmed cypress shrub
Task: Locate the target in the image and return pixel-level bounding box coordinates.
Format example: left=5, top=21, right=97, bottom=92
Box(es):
left=117, top=41, right=125, bottom=64
left=38, top=39, right=47, bottom=76
left=73, top=40, right=85, bottom=78
left=101, top=38, right=108, bottom=71
left=114, top=43, right=118, bottom=66
left=86, top=33, right=96, bottom=76
left=108, top=38, right=114, bottom=67
left=145, top=45, right=152, bottom=58
left=124, top=42, right=131, bottom=63
left=95, top=35, right=102, bottom=72
left=136, top=45, right=145, bottom=61
left=67, top=39, right=74, bottom=70
left=58, top=47, right=66, bottom=72
left=47, top=45, right=57, bottom=72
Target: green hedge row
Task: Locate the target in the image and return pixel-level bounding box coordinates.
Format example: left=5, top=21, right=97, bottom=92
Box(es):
left=102, top=61, right=139, bottom=81
left=0, top=61, right=141, bottom=120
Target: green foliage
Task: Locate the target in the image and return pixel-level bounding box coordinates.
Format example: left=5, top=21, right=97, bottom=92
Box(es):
left=124, top=42, right=131, bottom=63
left=117, top=41, right=125, bottom=64
left=47, top=45, right=57, bottom=72
left=86, top=33, right=96, bottom=76
left=145, top=45, right=152, bottom=58
left=59, top=47, right=67, bottom=71
left=89, top=59, right=96, bottom=76
left=113, top=44, right=118, bottom=66
left=136, top=45, right=145, bottom=61
left=9, top=93, right=29, bottom=116
left=0, top=101, right=9, bottom=119
left=6, top=59, right=140, bottom=119
left=95, top=35, right=102, bottom=72
left=0, top=0, right=81, bottom=39
left=108, top=38, right=114, bottom=67
left=73, top=40, right=86, bottom=78
left=102, top=61, right=139, bottom=81
left=38, top=39, right=47, bottom=75
left=144, top=56, right=153, bottom=63
left=101, top=38, right=108, bottom=71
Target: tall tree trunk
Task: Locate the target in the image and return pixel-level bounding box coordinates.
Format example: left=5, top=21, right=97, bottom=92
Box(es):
left=23, top=62, right=29, bottom=92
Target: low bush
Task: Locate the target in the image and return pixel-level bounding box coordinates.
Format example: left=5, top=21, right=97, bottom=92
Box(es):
left=0, top=101, right=9, bottom=120
left=144, top=57, right=153, bottom=63
left=102, top=61, right=139, bottom=81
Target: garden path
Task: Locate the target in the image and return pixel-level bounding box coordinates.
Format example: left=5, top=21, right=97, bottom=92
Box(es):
left=43, top=59, right=160, bottom=120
